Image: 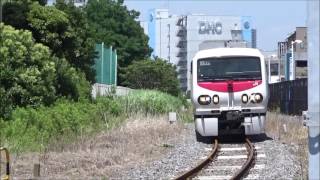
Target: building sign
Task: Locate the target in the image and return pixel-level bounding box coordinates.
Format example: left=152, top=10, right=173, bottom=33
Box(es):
left=198, top=21, right=222, bottom=35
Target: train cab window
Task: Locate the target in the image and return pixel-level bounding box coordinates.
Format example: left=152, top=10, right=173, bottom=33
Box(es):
left=191, top=61, right=193, bottom=74
left=197, top=56, right=261, bottom=82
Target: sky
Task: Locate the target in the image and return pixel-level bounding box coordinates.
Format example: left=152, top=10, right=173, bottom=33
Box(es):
left=47, top=0, right=307, bottom=51
left=124, top=0, right=307, bottom=51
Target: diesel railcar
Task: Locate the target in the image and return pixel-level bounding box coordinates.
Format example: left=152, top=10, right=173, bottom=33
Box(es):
left=191, top=48, right=269, bottom=141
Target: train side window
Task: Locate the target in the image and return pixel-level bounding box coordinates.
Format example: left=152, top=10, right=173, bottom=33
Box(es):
left=190, top=61, right=193, bottom=74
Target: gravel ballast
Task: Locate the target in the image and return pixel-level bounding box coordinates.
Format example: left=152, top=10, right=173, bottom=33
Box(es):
left=118, top=124, right=303, bottom=179
left=114, top=124, right=212, bottom=179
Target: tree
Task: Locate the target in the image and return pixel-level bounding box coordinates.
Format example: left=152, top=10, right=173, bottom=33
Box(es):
left=0, top=23, right=57, bottom=118
left=2, top=0, right=47, bottom=29
left=2, top=0, right=29, bottom=29
left=2, top=1, right=94, bottom=103
left=85, top=0, right=152, bottom=83
left=26, top=3, right=92, bottom=99
left=55, top=58, right=91, bottom=101
left=122, top=59, right=181, bottom=96
left=27, top=3, right=71, bottom=57
left=54, top=0, right=96, bottom=83
left=3, top=1, right=96, bottom=83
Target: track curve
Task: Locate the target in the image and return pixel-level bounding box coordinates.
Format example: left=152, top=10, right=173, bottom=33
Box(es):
left=174, top=139, right=219, bottom=180
left=230, top=138, right=256, bottom=180
left=174, top=137, right=256, bottom=180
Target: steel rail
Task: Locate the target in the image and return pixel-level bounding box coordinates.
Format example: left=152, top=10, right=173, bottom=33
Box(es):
left=230, top=137, right=255, bottom=180
left=174, top=139, right=219, bottom=180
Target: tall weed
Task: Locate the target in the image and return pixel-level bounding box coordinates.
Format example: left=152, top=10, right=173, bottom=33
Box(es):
left=119, top=90, right=184, bottom=115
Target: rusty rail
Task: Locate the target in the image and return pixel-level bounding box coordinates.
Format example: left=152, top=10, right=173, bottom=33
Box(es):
left=231, top=138, right=255, bottom=180
left=174, top=139, right=219, bottom=180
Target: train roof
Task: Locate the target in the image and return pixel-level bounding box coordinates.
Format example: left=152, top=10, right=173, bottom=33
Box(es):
left=193, top=48, right=264, bottom=60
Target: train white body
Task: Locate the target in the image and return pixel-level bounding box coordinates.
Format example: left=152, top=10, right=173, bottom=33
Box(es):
left=191, top=48, right=269, bottom=140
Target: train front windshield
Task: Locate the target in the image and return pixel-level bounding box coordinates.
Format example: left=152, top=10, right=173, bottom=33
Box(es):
left=197, top=56, right=262, bottom=82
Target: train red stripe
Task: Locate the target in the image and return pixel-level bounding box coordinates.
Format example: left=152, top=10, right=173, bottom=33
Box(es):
left=197, top=80, right=262, bottom=92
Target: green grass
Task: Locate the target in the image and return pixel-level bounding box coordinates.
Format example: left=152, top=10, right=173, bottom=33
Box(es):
left=0, top=90, right=188, bottom=152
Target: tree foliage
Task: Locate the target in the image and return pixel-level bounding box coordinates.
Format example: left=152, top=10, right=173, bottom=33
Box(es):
left=2, top=0, right=47, bottom=29
left=27, top=2, right=96, bottom=83
left=122, top=59, right=181, bottom=96
left=85, top=0, right=152, bottom=82
left=27, top=3, right=71, bottom=56
left=2, top=1, right=29, bottom=30
left=54, top=0, right=96, bottom=83
left=2, top=1, right=94, bottom=104
left=0, top=23, right=57, bottom=118
left=3, top=1, right=96, bottom=83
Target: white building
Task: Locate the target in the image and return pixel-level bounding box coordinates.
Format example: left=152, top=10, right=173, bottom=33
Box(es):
left=142, top=9, right=257, bottom=92
left=262, top=50, right=281, bottom=84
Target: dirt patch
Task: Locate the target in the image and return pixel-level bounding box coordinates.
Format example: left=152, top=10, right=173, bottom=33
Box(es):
left=10, top=114, right=186, bottom=179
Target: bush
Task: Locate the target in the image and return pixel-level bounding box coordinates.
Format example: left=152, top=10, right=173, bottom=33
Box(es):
left=122, top=59, right=181, bottom=96
left=1, top=100, right=96, bottom=151
left=55, top=59, right=91, bottom=101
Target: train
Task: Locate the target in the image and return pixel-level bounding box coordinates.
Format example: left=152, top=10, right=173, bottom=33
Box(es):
left=191, top=48, right=269, bottom=141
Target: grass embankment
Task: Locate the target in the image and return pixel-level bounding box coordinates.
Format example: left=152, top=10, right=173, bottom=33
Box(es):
left=0, top=90, right=190, bottom=152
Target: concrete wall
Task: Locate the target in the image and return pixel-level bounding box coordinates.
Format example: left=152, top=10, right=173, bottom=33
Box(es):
left=91, top=83, right=132, bottom=98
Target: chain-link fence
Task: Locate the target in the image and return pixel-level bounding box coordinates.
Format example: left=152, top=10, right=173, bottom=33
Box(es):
left=94, top=43, right=117, bottom=85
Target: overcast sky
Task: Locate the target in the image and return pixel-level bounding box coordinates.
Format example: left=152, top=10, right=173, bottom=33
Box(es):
left=124, top=0, right=307, bottom=51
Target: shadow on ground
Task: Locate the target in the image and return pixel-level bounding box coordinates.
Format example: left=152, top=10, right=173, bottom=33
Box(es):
left=196, top=133, right=273, bottom=144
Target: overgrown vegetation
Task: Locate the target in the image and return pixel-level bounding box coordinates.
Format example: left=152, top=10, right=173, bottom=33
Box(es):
left=0, top=90, right=188, bottom=152
left=1, top=0, right=180, bottom=119
left=0, top=0, right=188, bottom=154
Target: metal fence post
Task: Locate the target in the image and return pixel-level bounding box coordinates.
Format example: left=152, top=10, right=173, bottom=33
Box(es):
left=306, top=0, right=320, bottom=179
left=0, top=147, right=10, bottom=180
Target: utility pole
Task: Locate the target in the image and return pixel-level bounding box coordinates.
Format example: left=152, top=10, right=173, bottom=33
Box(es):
left=305, top=0, right=320, bottom=179
left=168, top=23, right=170, bottom=63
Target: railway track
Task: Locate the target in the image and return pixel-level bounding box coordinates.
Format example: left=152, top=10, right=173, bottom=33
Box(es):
left=174, top=137, right=256, bottom=180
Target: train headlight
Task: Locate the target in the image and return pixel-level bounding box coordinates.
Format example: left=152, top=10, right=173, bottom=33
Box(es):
left=198, top=95, right=211, bottom=105
left=241, top=94, right=249, bottom=103
left=254, top=93, right=263, bottom=103
left=213, top=95, right=219, bottom=104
